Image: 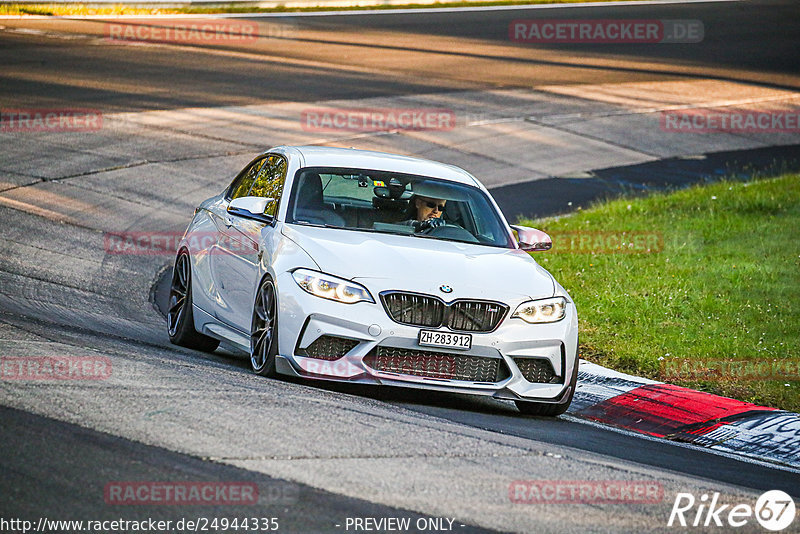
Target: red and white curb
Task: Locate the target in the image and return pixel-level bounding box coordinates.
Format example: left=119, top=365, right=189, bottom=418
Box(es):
left=572, top=361, right=799, bottom=469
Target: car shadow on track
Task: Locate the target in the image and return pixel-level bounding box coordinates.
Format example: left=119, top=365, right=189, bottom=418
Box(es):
left=208, top=339, right=527, bottom=418
left=299, top=377, right=522, bottom=416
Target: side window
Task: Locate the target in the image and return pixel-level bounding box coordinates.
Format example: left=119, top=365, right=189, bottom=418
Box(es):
left=249, top=155, right=287, bottom=216
left=228, top=157, right=266, bottom=201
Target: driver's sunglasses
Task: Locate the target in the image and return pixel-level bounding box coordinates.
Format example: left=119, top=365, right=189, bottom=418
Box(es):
left=424, top=201, right=446, bottom=211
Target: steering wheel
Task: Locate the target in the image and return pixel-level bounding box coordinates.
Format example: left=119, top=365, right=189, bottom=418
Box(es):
left=421, top=223, right=480, bottom=243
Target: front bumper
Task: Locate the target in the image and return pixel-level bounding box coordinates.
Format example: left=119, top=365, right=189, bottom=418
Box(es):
left=274, top=271, right=578, bottom=402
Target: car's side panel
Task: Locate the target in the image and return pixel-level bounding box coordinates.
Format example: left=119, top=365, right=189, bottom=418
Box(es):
left=213, top=153, right=292, bottom=332
left=213, top=216, right=265, bottom=332
left=192, top=305, right=249, bottom=351
left=182, top=197, right=225, bottom=319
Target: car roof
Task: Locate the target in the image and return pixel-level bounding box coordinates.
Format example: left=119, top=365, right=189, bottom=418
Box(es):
left=273, top=146, right=481, bottom=187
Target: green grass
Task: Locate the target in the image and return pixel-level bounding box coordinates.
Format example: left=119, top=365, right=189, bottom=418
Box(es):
left=0, top=0, right=656, bottom=16
left=520, top=174, right=800, bottom=411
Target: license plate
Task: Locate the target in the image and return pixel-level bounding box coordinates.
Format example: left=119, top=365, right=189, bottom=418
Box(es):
left=418, top=330, right=472, bottom=350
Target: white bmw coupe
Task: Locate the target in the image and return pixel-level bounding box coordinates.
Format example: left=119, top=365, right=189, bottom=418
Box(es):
left=168, top=146, right=578, bottom=415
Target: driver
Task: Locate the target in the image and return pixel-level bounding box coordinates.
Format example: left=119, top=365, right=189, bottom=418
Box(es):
left=403, top=195, right=447, bottom=232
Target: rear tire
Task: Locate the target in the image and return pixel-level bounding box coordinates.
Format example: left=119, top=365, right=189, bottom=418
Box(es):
left=250, top=277, right=278, bottom=377
left=515, top=354, right=579, bottom=417
left=167, top=251, right=220, bottom=352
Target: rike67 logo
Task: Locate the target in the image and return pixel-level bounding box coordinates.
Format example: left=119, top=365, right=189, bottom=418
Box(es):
left=668, top=490, right=795, bottom=531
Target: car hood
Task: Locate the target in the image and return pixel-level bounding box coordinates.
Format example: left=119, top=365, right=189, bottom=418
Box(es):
left=281, top=224, right=555, bottom=302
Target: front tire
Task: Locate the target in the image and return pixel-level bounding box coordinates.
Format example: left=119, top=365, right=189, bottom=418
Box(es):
left=515, top=356, right=579, bottom=417
left=250, top=277, right=278, bottom=377
left=167, top=251, right=220, bottom=352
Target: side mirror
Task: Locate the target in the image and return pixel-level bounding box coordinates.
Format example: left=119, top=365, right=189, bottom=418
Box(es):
left=511, top=224, right=552, bottom=252
left=228, top=196, right=275, bottom=224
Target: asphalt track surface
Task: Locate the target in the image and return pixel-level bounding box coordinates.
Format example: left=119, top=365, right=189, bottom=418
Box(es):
left=1, top=405, right=494, bottom=533
left=1, top=1, right=800, bottom=533
left=1, top=0, right=799, bottom=112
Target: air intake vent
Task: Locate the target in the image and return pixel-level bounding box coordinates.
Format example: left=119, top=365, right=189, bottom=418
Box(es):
left=513, top=358, right=561, bottom=384
left=364, top=346, right=509, bottom=382
left=297, top=335, right=359, bottom=361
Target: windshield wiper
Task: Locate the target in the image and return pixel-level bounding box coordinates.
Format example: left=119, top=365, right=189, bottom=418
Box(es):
left=292, top=221, right=347, bottom=229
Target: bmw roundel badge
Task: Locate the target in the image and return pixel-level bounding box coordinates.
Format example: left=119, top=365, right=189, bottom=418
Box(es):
left=439, top=285, right=453, bottom=294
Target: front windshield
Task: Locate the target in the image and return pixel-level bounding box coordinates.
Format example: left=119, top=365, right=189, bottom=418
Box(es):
left=285, top=167, right=515, bottom=248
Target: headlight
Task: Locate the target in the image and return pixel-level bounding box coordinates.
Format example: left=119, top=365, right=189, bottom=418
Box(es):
left=512, top=297, right=567, bottom=323
left=292, top=269, right=374, bottom=304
